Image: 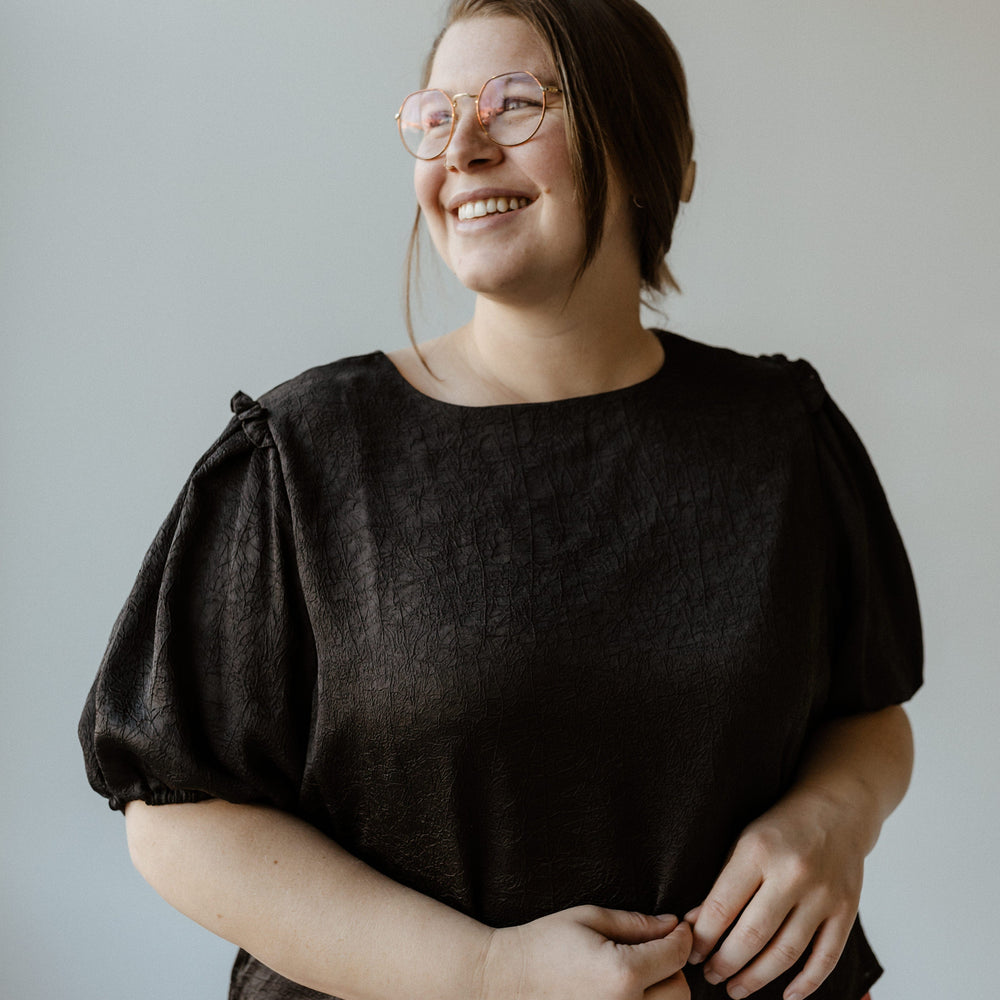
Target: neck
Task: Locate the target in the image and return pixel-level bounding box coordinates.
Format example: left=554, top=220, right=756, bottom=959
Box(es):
left=461, top=264, right=658, bottom=405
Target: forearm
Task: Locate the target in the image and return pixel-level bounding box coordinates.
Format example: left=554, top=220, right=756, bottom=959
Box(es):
left=786, top=704, right=914, bottom=854
left=124, top=799, right=492, bottom=1000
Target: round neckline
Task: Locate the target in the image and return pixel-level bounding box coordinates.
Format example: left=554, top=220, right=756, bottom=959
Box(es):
left=377, top=330, right=674, bottom=413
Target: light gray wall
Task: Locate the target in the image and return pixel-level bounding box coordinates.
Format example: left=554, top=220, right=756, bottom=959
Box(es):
left=2, top=2, right=996, bottom=997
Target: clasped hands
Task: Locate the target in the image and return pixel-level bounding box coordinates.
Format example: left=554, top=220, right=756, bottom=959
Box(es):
left=478, top=786, right=867, bottom=1000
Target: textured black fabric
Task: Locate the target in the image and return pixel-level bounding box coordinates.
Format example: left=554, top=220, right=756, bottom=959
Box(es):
left=80, top=331, right=922, bottom=1000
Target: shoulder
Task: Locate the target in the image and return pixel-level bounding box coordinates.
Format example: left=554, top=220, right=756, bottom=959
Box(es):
left=659, top=330, right=828, bottom=414
left=258, top=349, right=392, bottom=419
left=173, top=351, right=394, bottom=493
left=223, top=349, right=396, bottom=452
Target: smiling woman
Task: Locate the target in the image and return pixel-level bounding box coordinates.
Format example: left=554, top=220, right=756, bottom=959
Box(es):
left=79, top=2, right=921, bottom=1000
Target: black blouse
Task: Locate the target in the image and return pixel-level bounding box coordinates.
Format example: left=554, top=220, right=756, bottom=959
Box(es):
left=80, top=331, right=922, bottom=1000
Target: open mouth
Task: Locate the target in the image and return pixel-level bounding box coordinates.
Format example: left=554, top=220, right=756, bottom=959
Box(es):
left=456, top=196, right=533, bottom=221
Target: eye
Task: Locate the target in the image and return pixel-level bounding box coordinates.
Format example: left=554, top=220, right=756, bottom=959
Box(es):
left=423, top=109, right=453, bottom=132
left=480, top=95, right=541, bottom=128
left=502, top=96, right=541, bottom=113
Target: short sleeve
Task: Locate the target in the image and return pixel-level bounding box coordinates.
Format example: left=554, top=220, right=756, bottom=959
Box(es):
left=792, top=360, right=923, bottom=718
left=79, top=392, right=316, bottom=812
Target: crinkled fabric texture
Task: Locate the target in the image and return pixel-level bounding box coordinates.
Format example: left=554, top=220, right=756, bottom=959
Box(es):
left=80, top=331, right=922, bottom=1000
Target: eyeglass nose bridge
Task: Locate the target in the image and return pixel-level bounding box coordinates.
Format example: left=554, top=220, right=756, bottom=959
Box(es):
left=443, top=92, right=491, bottom=152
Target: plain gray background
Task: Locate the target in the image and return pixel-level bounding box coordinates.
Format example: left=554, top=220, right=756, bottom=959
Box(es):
left=2, top=1, right=997, bottom=998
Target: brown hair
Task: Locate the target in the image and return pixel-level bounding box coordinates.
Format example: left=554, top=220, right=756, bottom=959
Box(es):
left=404, top=0, right=694, bottom=339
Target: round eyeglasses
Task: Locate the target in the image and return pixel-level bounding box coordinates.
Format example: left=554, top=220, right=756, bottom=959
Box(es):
left=395, top=70, right=562, bottom=161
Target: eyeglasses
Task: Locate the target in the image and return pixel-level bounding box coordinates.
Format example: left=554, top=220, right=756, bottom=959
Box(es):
left=395, top=70, right=562, bottom=160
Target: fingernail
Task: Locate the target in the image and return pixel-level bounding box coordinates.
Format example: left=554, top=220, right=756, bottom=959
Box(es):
left=656, top=913, right=678, bottom=922
left=689, top=950, right=704, bottom=965
left=730, top=988, right=749, bottom=1000
left=785, top=993, right=804, bottom=1000
left=705, top=970, right=723, bottom=986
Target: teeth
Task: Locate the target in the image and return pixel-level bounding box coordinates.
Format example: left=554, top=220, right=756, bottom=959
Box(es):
left=457, top=197, right=530, bottom=221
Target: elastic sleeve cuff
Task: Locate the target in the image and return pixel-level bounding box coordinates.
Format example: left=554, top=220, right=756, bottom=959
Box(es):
left=107, top=787, right=214, bottom=813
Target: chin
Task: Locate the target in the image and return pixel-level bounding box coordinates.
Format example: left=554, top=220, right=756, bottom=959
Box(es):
left=453, top=269, right=545, bottom=303
left=448, top=249, right=577, bottom=303
left=448, top=254, right=526, bottom=298
left=452, top=267, right=513, bottom=296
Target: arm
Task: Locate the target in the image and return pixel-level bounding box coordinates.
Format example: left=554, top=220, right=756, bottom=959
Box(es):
left=125, top=798, right=692, bottom=1000
left=125, top=799, right=489, bottom=999
left=685, top=704, right=914, bottom=1000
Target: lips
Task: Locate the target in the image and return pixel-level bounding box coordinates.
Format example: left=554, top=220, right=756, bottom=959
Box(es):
left=456, top=196, right=532, bottom=221
left=446, top=187, right=536, bottom=221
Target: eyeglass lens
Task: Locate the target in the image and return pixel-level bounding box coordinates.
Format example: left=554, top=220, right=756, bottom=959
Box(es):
left=398, top=72, right=548, bottom=160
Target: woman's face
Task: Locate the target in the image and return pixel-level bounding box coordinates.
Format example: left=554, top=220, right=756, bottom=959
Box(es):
left=414, top=16, right=598, bottom=305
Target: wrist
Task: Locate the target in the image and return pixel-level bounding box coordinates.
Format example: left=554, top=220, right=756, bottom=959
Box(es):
left=786, top=706, right=914, bottom=858
left=476, top=925, right=524, bottom=1000
left=787, top=776, right=882, bottom=856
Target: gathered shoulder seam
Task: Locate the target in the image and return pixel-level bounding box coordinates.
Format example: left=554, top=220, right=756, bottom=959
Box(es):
left=230, top=390, right=275, bottom=449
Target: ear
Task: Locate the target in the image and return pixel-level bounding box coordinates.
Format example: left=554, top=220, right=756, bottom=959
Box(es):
left=680, top=159, right=696, bottom=203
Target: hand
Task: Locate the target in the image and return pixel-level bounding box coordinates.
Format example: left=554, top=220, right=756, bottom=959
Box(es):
left=479, top=905, right=692, bottom=1000
left=686, top=787, right=869, bottom=1000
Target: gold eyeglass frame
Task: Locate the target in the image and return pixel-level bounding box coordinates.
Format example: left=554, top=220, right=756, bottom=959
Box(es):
left=395, top=70, right=562, bottom=160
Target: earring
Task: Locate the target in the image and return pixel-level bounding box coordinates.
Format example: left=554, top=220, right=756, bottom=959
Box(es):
left=632, top=195, right=645, bottom=209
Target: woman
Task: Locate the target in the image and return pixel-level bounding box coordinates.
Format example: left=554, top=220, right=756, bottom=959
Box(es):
left=79, top=2, right=921, bottom=999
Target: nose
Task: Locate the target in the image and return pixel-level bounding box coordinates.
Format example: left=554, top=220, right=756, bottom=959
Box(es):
left=445, top=94, right=503, bottom=171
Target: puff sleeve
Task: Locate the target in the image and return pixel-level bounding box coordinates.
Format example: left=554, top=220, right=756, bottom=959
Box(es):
left=79, top=392, right=315, bottom=813
left=794, top=361, right=924, bottom=718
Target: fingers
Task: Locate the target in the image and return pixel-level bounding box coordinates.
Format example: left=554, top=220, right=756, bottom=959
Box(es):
left=645, top=969, right=691, bottom=1000
left=629, top=922, right=693, bottom=990
left=575, top=905, right=680, bottom=944
left=701, top=905, right=852, bottom=1000
left=774, top=917, right=852, bottom=1000
left=573, top=907, right=693, bottom=994
left=700, top=883, right=792, bottom=986
left=688, top=861, right=763, bottom=965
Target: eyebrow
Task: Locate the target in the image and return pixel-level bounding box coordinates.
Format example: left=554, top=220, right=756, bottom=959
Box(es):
left=425, top=68, right=557, bottom=91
